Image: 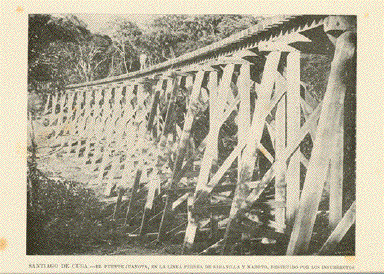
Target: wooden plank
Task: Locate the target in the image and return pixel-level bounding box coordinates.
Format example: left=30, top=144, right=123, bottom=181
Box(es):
left=199, top=143, right=242, bottom=195
left=114, top=84, right=136, bottom=148
left=172, top=192, right=189, bottom=210
left=78, top=89, right=96, bottom=139
left=329, top=120, right=343, bottom=229
left=49, top=93, right=59, bottom=118
left=72, top=91, right=86, bottom=141
left=96, top=143, right=116, bottom=185
left=63, top=91, right=77, bottom=134
left=157, top=70, right=205, bottom=243
left=50, top=94, right=67, bottom=137
left=57, top=92, right=78, bottom=149
left=107, top=153, right=123, bottom=181
left=84, top=89, right=102, bottom=137
left=237, top=64, right=251, bottom=148
left=71, top=91, right=87, bottom=138
left=304, top=87, right=318, bottom=110
left=99, top=98, right=116, bottom=139
left=102, top=85, right=145, bottom=195
left=182, top=65, right=233, bottom=253
left=228, top=162, right=275, bottom=213
left=147, top=90, right=160, bottom=132
left=222, top=51, right=281, bottom=254
left=237, top=63, right=252, bottom=242
left=300, top=152, right=309, bottom=168
left=286, top=31, right=355, bottom=255
left=185, top=74, right=194, bottom=94
left=210, top=214, right=219, bottom=243
left=124, top=169, right=142, bottom=225
left=265, top=122, right=276, bottom=150
left=59, top=92, right=67, bottom=111
left=43, top=93, right=52, bottom=115
left=159, top=77, right=178, bottom=143
left=259, top=142, right=275, bottom=163
left=194, top=66, right=234, bottom=192
left=200, top=239, right=224, bottom=254
left=113, top=85, right=123, bottom=108
left=301, top=97, right=313, bottom=119
left=69, top=91, right=82, bottom=127
left=144, top=175, right=161, bottom=211
left=139, top=175, right=161, bottom=237
left=286, top=50, right=301, bottom=230
left=274, top=73, right=286, bottom=234
left=175, top=85, right=285, bottom=248
left=170, top=90, right=241, bottom=189
left=54, top=93, right=67, bottom=132
left=208, top=70, right=219, bottom=129
left=112, top=187, right=126, bottom=220
left=258, top=31, right=311, bottom=52
left=195, top=67, right=231, bottom=192
left=182, top=193, right=196, bottom=254
left=282, top=102, right=322, bottom=163
left=193, top=68, right=286, bottom=199
left=166, top=221, right=188, bottom=237
left=318, top=201, right=355, bottom=255
left=103, top=86, right=114, bottom=117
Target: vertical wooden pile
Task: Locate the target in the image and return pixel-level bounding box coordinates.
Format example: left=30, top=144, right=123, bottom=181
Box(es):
left=286, top=16, right=356, bottom=255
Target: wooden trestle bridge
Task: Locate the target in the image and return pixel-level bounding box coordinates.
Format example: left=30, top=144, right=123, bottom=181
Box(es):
left=33, top=15, right=356, bottom=255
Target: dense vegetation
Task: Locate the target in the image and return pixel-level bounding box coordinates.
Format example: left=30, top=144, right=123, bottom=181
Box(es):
left=28, top=14, right=262, bottom=96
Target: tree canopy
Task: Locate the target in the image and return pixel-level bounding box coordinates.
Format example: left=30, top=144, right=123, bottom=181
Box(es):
left=28, top=14, right=263, bottom=94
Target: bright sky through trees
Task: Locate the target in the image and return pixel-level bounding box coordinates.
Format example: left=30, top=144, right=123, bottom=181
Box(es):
left=72, top=14, right=160, bottom=33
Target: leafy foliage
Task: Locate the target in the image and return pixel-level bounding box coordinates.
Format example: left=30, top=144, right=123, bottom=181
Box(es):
left=28, top=14, right=87, bottom=63
left=29, top=15, right=88, bottom=91
left=136, top=15, right=262, bottom=63
left=301, top=53, right=332, bottom=102
left=29, top=14, right=112, bottom=94
left=27, top=177, right=118, bottom=254
left=28, top=14, right=263, bottom=94
left=104, top=18, right=143, bottom=75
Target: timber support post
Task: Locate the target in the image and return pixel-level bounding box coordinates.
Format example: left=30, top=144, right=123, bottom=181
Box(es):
left=286, top=16, right=356, bottom=255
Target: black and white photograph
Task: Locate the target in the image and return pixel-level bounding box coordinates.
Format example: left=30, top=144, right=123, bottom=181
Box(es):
left=1, top=0, right=384, bottom=273
left=27, top=13, right=356, bottom=256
